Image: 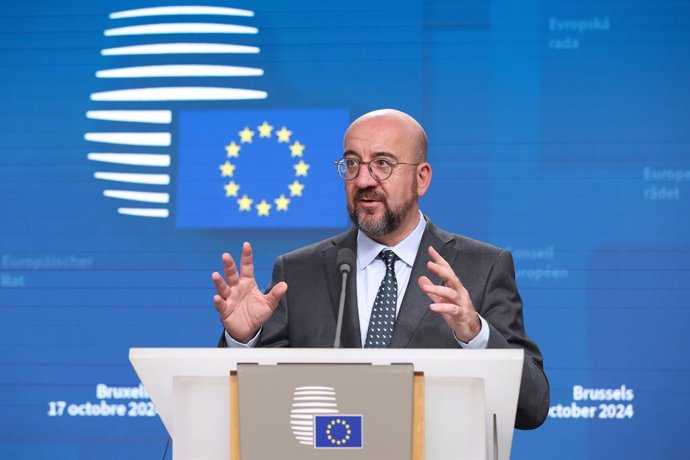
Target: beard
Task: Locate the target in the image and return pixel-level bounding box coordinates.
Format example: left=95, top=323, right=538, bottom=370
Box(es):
left=347, top=186, right=417, bottom=238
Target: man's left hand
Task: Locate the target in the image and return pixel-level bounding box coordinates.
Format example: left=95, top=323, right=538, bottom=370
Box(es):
left=418, top=246, right=481, bottom=343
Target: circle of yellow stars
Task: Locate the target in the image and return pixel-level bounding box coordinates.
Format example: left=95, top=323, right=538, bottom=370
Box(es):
left=326, top=418, right=352, bottom=446
left=219, top=121, right=309, bottom=217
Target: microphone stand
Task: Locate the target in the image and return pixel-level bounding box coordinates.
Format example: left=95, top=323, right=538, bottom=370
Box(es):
left=333, top=266, right=350, bottom=348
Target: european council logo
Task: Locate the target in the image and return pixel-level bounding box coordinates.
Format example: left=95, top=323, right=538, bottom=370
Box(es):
left=289, top=385, right=363, bottom=449
left=314, top=415, right=363, bottom=449
left=84, top=5, right=349, bottom=228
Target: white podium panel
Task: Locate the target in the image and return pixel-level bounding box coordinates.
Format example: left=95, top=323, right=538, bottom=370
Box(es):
left=130, top=348, right=523, bottom=460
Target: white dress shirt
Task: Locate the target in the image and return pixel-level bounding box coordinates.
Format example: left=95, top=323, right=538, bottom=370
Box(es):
left=355, top=211, right=425, bottom=345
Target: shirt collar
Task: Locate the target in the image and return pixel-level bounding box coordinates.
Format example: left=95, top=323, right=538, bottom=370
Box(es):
left=356, top=210, right=427, bottom=270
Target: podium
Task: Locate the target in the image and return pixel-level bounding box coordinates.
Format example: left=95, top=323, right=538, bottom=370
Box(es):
left=129, top=348, right=523, bottom=460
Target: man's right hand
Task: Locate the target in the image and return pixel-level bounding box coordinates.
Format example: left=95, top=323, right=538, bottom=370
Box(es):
left=211, top=242, right=288, bottom=343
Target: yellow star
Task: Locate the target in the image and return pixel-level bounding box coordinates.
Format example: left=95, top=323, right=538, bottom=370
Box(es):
left=293, top=160, right=310, bottom=177
left=288, top=180, right=304, bottom=197
left=225, top=141, right=240, bottom=158
left=289, top=141, right=305, bottom=157
left=219, top=161, right=236, bottom=177
left=238, top=127, right=255, bottom=143
left=257, top=121, right=273, bottom=138
left=224, top=181, right=240, bottom=197
left=256, top=199, right=271, bottom=216
left=237, top=194, right=253, bottom=211
left=274, top=194, right=290, bottom=211
left=276, top=126, right=292, bottom=143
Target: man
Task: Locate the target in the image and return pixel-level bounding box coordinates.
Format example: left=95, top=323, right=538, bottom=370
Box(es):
left=212, top=109, right=549, bottom=429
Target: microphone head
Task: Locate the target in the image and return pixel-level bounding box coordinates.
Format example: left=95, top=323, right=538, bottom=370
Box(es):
left=336, top=248, right=355, bottom=274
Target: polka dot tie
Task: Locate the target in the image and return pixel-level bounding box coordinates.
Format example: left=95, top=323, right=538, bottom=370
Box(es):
left=364, top=250, right=399, bottom=348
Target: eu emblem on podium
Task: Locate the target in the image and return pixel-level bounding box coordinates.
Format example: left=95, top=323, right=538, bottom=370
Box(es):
left=314, top=415, right=363, bottom=449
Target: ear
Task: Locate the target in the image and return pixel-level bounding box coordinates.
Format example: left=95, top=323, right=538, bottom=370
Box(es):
left=416, top=162, right=432, bottom=197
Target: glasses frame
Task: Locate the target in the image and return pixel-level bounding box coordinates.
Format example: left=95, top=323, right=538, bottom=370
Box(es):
left=334, top=157, right=420, bottom=182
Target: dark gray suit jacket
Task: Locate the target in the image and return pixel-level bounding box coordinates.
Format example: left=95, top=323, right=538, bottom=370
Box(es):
left=219, top=220, right=550, bottom=429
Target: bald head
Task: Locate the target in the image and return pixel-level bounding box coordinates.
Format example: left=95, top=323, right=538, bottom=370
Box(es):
left=341, top=108, right=433, bottom=245
left=345, top=109, right=428, bottom=163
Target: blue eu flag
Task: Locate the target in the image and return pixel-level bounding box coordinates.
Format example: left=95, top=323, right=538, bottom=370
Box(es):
left=314, top=415, right=363, bottom=448
left=176, top=108, right=349, bottom=228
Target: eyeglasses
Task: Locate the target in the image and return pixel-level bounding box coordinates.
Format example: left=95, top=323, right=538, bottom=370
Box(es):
left=334, top=157, right=419, bottom=181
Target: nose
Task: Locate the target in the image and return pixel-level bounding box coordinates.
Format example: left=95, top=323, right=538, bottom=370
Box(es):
left=353, top=163, right=378, bottom=188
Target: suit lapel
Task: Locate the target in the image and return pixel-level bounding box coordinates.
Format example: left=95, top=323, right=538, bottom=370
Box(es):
left=390, top=220, right=458, bottom=347
left=323, top=228, right=362, bottom=348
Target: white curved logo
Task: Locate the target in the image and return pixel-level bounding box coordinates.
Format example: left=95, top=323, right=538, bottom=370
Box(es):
left=289, top=386, right=339, bottom=445
left=85, top=5, right=266, bottom=219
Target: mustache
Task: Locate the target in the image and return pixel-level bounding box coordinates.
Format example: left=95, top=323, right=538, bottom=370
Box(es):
left=353, top=188, right=386, bottom=202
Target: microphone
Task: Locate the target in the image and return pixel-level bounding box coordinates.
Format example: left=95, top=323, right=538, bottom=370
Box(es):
left=334, top=248, right=355, bottom=348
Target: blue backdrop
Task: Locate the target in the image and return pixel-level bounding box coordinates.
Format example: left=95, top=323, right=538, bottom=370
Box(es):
left=1, top=1, right=689, bottom=458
